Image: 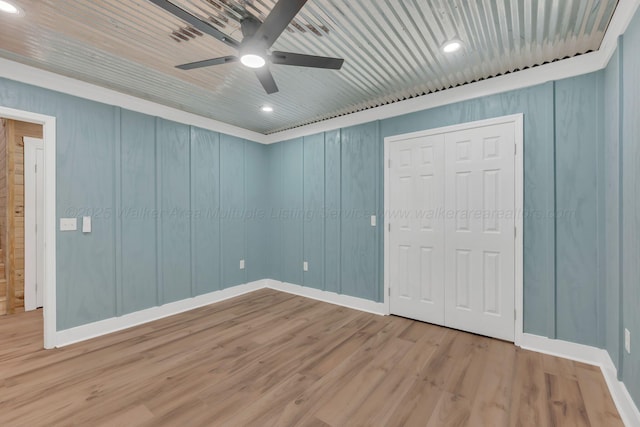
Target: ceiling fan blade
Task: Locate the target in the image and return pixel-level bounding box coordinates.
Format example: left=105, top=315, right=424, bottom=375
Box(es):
left=252, top=0, right=308, bottom=48
left=148, top=0, right=239, bottom=49
left=255, top=67, right=279, bottom=94
left=270, top=51, right=344, bottom=69
left=176, top=56, right=238, bottom=70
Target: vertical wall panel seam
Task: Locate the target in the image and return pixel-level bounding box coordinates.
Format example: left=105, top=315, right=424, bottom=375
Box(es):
left=243, top=140, right=248, bottom=284
left=302, top=138, right=306, bottom=287
left=155, top=118, right=163, bottom=306
left=595, top=73, right=604, bottom=348
left=218, top=134, right=222, bottom=290
left=617, top=35, right=625, bottom=379
left=280, top=144, right=284, bottom=279
left=322, top=133, right=327, bottom=291
left=375, top=120, right=381, bottom=302
left=552, top=81, right=558, bottom=339
left=338, top=128, right=343, bottom=295
left=323, top=136, right=328, bottom=292
left=189, top=127, right=195, bottom=297
left=114, top=108, right=122, bottom=316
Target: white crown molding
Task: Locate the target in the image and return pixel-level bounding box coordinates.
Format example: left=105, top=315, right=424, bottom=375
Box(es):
left=521, top=333, right=640, bottom=427
left=0, top=0, right=637, bottom=145
left=0, top=58, right=265, bottom=144
left=54, top=280, right=266, bottom=347
left=261, top=0, right=640, bottom=143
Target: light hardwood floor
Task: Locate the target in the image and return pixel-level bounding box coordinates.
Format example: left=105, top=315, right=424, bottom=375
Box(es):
left=0, top=289, right=623, bottom=426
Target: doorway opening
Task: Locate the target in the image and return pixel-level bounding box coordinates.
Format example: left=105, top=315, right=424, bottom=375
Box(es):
left=0, top=107, right=56, bottom=349
left=384, top=114, right=524, bottom=345
left=0, top=119, right=43, bottom=315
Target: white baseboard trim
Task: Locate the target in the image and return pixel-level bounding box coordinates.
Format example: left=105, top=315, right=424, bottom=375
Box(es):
left=265, top=280, right=386, bottom=316
left=521, top=333, right=640, bottom=427
left=54, top=279, right=386, bottom=347
left=54, top=280, right=266, bottom=348
left=52, top=282, right=640, bottom=426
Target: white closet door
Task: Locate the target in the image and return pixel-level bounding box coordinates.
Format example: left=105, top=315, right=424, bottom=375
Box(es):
left=443, top=123, right=515, bottom=341
left=388, top=134, right=445, bottom=324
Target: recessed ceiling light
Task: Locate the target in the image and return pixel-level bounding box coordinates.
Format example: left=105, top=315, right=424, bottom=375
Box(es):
left=0, top=1, right=20, bottom=14
left=442, top=40, right=463, bottom=53
left=261, top=105, right=274, bottom=113
left=240, top=54, right=266, bottom=69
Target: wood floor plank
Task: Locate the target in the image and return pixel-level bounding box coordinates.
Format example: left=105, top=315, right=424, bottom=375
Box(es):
left=347, top=323, right=447, bottom=426
left=468, top=338, right=517, bottom=426
left=545, top=373, right=591, bottom=427
left=574, top=363, right=624, bottom=426
left=0, top=289, right=622, bottom=427
left=313, top=337, right=413, bottom=426
left=385, top=331, right=463, bottom=427
left=509, top=349, right=551, bottom=427
left=426, top=391, right=472, bottom=427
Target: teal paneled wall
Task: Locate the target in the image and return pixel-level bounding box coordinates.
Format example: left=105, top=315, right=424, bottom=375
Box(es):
left=269, top=79, right=611, bottom=348
left=303, top=133, right=325, bottom=289
left=604, top=45, right=621, bottom=371
left=554, top=74, right=603, bottom=348
left=157, top=120, right=192, bottom=304
left=268, top=124, right=382, bottom=302
left=57, top=98, right=118, bottom=329
left=220, top=135, right=247, bottom=287
left=245, top=142, right=270, bottom=283
left=324, top=130, right=341, bottom=294
left=266, top=143, right=284, bottom=281
left=190, top=127, right=221, bottom=295
left=340, top=123, right=379, bottom=302
left=281, top=138, right=304, bottom=285
left=0, top=77, right=268, bottom=330
left=120, top=110, right=157, bottom=314
left=621, top=9, right=640, bottom=406
left=3, top=13, right=640, bottom=407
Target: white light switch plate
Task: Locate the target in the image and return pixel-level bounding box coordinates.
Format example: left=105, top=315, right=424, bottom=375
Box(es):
left=82, top=216, right=91, bottom=233
left=625, top=328, right=631, bottom=354
left=371, top=215, right=377, bottom=227
left=303, top=261, right=308, bottom=272
left=60, top=218, right=77, bottom=231
left=239, top=259, right=245, bottom=270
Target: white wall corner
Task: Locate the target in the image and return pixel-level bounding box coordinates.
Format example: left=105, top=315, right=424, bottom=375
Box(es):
left=521, top=333, right=640, bottom=427
left=264, top=279, right=386, bottom=316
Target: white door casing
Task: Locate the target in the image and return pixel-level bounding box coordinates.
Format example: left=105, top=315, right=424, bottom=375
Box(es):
left=384, top=114, right=523, bottom=344
left=388, top=134, right=445, bottom=324
left=24, top=137, right=45, bottom=311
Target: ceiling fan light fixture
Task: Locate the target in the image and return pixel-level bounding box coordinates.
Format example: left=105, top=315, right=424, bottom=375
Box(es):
left=442, top=39, right=463, bottom=53
left=240, top=54, right=266, bottom=69
left=0, top=0, right=21, bottom=15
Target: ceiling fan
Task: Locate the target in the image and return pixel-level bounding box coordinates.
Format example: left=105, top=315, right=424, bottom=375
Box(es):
left=149, top=0, right=344, bottom=94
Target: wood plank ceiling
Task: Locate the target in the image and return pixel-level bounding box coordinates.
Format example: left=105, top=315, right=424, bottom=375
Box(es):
left=0, top=0, right=619, bottom=134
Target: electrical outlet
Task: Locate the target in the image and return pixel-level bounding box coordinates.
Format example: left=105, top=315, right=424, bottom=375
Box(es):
left=60, top=218, right=77, bottom=231
left=625, top=328, right=631, bottom=354
left=239, top=259, right=245, bottom=270
left=303, top=261, right=308, bottom=272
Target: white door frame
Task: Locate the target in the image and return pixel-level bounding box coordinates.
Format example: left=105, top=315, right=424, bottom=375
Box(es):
left=24, top=136, right=44, bottom=311
left=384, top=114, right=524, bottom=346
left=0, top=106, right=56, bottom=349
